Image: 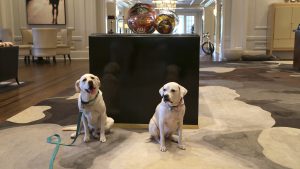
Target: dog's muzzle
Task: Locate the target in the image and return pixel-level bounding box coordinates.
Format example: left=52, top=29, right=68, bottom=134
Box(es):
left=163, top=95, right=172, bottom=103
left=85, top=81, right=96, bottom=93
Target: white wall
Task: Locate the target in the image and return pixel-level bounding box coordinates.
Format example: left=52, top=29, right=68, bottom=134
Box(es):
left=0, top=0, right=108, bottom=58
left=246, top=0, right=283, bottom=54
left=2, top=0, right=289, bottom=60
left=222, top=0, right=286, bottom=60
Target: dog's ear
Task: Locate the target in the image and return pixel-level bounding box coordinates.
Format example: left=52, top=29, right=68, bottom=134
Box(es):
left=159, top=85, right=164, bottom=97
left=179, top=85, right=187, bottom=97
left=96, top=76, right=101, bottom=88
left=75, top=79, right=81, bottom=92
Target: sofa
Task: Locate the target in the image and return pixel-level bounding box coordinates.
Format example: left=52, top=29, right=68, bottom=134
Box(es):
left=0, top=46, right=19, bottom=84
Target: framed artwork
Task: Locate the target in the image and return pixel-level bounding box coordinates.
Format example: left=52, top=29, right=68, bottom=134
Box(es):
left=26, top=0, right=66, bottom=25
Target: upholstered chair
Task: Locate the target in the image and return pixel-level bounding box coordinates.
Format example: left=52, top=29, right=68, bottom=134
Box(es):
left=31, top=28, right=57, bottom=63
left=20, top=28, right=33, bottom=45
left=0, top=28, right=13, bottom=42
left=56, top=28, right=73, bottom=62
left=19, top=28, right=33, bottom=62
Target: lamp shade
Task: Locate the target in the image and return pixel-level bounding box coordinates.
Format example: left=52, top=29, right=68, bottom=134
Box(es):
left=107, top=15, right=115, bottom=19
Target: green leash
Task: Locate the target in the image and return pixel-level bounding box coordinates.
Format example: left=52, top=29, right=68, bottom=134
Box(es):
left=47, top=111, right=83, bottom=169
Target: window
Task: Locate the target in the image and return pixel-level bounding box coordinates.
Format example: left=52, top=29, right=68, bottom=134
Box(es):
left=175, top=14, right=195, bottom=34
left=186, top=16, right=195, bottom=34
left=177, top=15, right=185, bottom=34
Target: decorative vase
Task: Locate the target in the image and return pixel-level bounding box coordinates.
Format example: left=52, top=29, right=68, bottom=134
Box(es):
left=127, top=3, right=156, bottom=34
left=155, top=10, right=178, bottom=34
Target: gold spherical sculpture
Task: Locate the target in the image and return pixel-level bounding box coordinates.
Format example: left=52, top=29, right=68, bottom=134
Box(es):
left=155, top=10, right=178, bottom=34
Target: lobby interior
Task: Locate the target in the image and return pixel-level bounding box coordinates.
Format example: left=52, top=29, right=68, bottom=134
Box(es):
left=0, top=0, right=300, bottom=169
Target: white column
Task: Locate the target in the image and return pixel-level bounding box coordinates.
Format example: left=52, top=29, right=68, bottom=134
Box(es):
left=0, top=1, right=3, bottom=27
left=230, top=0, right=248, bottom=50
left=0, top=0, right=14, bottom=42
left=85, top=0, right=97, bottom=48
left=76, top=0, right=86, bottom=50
left=96, top=0, right=107, bottom=33
left=221, top=0, right=248, bottom=60
left=66, top=0, right=75, bottom=28
left=0, top=0, right=13, bottom=29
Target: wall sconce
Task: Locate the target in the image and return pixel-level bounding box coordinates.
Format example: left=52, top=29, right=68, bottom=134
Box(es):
left=107, top=15, right=116, bottom=34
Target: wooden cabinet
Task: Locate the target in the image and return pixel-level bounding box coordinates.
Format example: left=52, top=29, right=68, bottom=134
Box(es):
left=267, top=3, right=300, bottom=55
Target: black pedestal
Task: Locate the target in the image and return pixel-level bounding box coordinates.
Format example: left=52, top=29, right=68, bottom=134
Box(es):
left=89, top=34, right=200, bottom=124
left=0, top=46, right=19, bottom=84
left=294, top=30, right=300, bottom=69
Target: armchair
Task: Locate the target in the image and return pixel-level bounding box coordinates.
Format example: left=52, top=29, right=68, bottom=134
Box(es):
left=31, top=28, right=57, bottom=63
left=57, top=28, right=73, bottom=62
left=19, top=28, right=33, bottom=62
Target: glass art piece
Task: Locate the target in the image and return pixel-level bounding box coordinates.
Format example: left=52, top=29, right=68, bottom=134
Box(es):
left=127, top=3, right=156, bottom=34
left=155, top=10, right=178, bottom=34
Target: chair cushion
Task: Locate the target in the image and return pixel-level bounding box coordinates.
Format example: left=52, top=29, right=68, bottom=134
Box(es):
left=20, top=29, right=33, bottom=45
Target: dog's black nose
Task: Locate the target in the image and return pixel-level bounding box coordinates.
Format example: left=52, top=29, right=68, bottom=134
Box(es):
left=88, top=80, right=93, bottom=88
left=163, top=94, right=169, bottom=100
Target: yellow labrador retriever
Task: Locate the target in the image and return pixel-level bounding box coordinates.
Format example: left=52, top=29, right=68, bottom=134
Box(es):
left=149, top=82, right=187, bottom=152
left=74, top=73, right=114, bottom=143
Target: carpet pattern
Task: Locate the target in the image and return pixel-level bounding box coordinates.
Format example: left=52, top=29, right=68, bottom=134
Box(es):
left=0, top=61, right=300, bottom=169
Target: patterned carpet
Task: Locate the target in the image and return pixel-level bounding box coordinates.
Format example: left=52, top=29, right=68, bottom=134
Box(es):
left=0, top=61, right=300, bottom=169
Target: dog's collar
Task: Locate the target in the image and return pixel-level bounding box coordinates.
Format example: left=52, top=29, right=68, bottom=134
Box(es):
left=81, top=91, right=99, bottom=105
left=169, top=98, right=184, bottom=111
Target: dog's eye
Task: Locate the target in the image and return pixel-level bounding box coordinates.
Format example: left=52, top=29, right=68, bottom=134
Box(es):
left=83, top=78, right=87, bottom=82
left=91, top=77, right=95, bottom=79
left=171, top=89, right=176, bottom=92
left=163, top=89, right=166, bottom=91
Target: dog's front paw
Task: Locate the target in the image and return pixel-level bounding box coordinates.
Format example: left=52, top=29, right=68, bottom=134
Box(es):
left=160, top=145, right=167, bottom=152
left=84, top=136, right=91, bottom=142
left=178, top=144, right=186, bottom=150
left=100, top=136, right=106, bottom=143
left=70, top=132, right=76, bottom=139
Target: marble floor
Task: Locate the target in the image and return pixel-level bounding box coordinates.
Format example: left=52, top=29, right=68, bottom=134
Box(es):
left=0, top=61, right=300, bottom=169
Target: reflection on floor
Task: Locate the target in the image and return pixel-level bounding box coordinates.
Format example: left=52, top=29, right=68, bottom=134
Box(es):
left=0, top=61, right=300, bottom=169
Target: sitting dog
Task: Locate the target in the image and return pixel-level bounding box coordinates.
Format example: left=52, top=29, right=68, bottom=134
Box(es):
left=74, top=73, right=114, bottom=142
left=149, top=82, right=187, bottom=152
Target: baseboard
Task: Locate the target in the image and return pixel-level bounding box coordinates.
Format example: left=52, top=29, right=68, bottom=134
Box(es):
left=70, top=50, right=89, bottom=59
left=223, top=48, right=243, bottom=61
left=242, top=50, right=266, bottom=56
